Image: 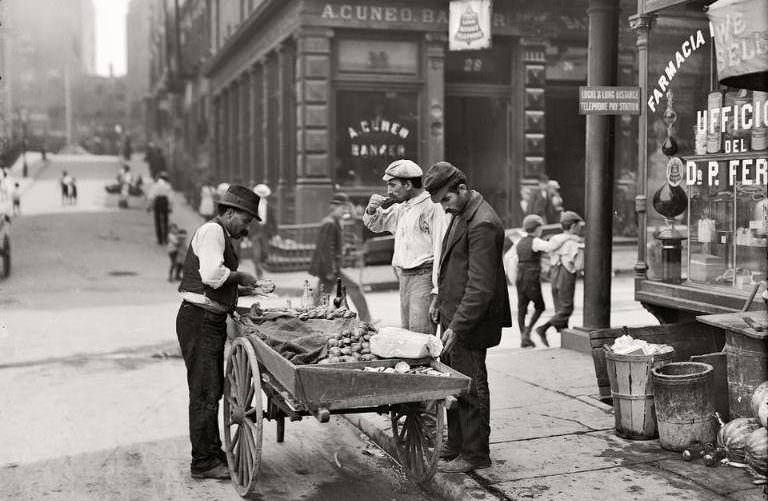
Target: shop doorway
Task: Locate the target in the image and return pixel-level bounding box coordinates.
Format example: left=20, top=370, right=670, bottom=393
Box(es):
left=545, top=84, right=586, bottom=216
left=445, top=94, right=512, bottom=224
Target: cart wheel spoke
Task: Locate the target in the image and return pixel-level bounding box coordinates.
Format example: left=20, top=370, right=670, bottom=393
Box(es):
left=223, top=338, right=263, bottom=496
left=390, top=400, right=445, bottom=484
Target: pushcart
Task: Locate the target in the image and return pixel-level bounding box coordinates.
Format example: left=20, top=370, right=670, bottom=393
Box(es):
left=223, top=319, right=471, bottom=497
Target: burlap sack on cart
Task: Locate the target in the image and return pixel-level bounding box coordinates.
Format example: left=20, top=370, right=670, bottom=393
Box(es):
left=238, top=316, right=354, bottom=364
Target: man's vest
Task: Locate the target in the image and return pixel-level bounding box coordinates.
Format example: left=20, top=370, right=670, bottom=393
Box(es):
left=515, top=235, right=542, bottom=282
left=179, top=220, right=240, bottom=311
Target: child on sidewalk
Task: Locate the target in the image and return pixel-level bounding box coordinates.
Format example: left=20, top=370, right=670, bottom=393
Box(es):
left=507, top=215, right=579, bottom=348
left=174, top=228, right=188, bottom=281
left=535, top=211, right=584, bottom=346
left=166, top=224, right=181, bottom=282
left=11, top=182, right=21, bottom=216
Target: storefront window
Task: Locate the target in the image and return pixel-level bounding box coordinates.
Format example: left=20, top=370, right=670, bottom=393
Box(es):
left=645, top=5, right=768, bottom=291
left=337, top=40, right=418, bottom=75
left=335, top=90, right=419, bottom=187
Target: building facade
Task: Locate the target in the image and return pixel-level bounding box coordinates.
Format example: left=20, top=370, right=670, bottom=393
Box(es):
left=126, top=0, right=152, bottom=145
left=4, top=0, right=95, bottom=150
left=203, top=0, right=639, bottom=227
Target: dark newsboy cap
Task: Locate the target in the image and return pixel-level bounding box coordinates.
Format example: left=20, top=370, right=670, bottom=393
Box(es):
left=424, top=161, right=466, bottom=203
left=218, top=184, right=262, bottom=220
left=330, top=192, right=350, bottom=205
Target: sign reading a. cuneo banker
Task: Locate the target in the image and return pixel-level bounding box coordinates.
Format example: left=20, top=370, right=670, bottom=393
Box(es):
left=579, top=86, right=641, bottom=115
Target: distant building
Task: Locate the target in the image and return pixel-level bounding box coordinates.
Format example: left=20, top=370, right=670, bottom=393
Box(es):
left=75, top=75, right=129, bottom=155
left=4, top=0, right=96, bottom=150
left=126, top=0, right=151, bottom=145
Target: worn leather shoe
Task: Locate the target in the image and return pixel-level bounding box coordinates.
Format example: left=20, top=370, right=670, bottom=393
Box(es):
left=438, top=456, right=491, bottom=473
left=535, top=326, right=550, bottom=347
left=191, top=462, right=230, bottom=480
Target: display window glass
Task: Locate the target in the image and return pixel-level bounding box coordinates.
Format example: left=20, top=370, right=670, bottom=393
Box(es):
left=335, top=90, right=419, bottom=187
left=645, top=5, right=768, bottom=291
left=337, top=40, right=419, bottom=75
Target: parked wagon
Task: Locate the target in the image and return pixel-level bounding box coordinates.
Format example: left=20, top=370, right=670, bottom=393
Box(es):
left=222, top=319, right=470, bottom=497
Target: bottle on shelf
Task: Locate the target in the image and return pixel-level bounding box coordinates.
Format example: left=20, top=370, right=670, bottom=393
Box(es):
left=341, top=285, right=350, bottom=310
left=301, top=280, right=311, bottom=309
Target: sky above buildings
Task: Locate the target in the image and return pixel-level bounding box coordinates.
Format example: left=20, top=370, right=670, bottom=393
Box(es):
left=94, top=0, right=128, bottom=76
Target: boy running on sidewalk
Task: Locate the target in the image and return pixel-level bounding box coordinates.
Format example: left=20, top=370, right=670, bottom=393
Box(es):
left=508, top=214, right=577, bottom=348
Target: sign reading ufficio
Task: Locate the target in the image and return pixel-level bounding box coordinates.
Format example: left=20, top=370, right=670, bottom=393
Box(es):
left=579, top=86, right=641, bottom=115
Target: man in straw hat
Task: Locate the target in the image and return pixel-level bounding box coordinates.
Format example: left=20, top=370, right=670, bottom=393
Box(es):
left=363, top=159, right=447, bottom=334
left=424, top=162, right=511, bottom=473
left=176, top=185, right=275, bottom=480
left=249, top=184, right=277, bottom=279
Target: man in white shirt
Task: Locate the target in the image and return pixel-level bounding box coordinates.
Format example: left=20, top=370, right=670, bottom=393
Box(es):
left=363, top=159, right=447, bottom=334
left=176, top=185, right=274, bottom=480
left=146, top=171, right=173, bottom=245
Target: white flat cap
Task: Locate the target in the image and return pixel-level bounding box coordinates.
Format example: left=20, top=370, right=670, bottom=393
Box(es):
left=382, top=159, right=422, bottom=181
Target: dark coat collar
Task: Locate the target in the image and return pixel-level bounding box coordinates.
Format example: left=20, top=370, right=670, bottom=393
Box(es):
left=440, top=191, right=484, bottom=270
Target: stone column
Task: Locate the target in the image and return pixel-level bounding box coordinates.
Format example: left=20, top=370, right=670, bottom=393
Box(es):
left=424, top=33, right=446, bottom=169
left=251, top=62, right=264, bottom=183
left=275, top=43, right=287, bottom=224
left=211, top=93, right=220, bottom=181
left=221, top=87, right=230, bottom=182
left=520, top=39, right=547, bottom=183
left=240, top=71, right=251, bottom=184
left=294, top=28, right=334, bottom=224
left=262, top=55, right=271, bottom=185
left=583, top=0, right=620, bottom=329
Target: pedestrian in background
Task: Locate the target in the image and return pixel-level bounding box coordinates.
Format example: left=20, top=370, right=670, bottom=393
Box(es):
left=0, top=169, right=10, bottom=202
left=147, top=172, right=173, bottom=245
left=11, top=182, right=21, bottom=216
left=507, top=214, right=578, bottom=348
left=69, top=177, right=78, bottom=205
left=424, top=162, right=511, bottom=473
left=363, top=159, right=447, bottom=334
left=548, top=180, right=564, bottom=221
left=167, top=223, right=181, bottom=282
left=535, top=211, right=584, bottom=346
left=250, top=184, right=277, bottom=279
left=525, top=174, right=559, bottom=224
left=118, top=164, right=132, bottom=209
left=308, top=193, right=371, bottom=322
left=175, top=228, right=188, bottom=281
left=198, top=177, right=217, bottom=221
left=60, top=170, right=73, bottom=205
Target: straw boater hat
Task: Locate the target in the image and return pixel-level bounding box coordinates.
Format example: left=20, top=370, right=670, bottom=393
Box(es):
left=217, top=185, right=262, bottom=221
left=253, top=183, right=272, bottom=198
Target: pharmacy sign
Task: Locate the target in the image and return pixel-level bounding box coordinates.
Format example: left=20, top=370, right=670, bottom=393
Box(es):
left=449, top=0, right=492, bottom=51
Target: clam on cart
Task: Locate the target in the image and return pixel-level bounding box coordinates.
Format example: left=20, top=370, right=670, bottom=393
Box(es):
left=222, top=314, right=471, bottom=497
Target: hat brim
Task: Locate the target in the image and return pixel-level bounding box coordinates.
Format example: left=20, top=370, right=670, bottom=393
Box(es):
left=382, top=173, right=394, bottom=181
left=217, top=200, right=262, bottom=221
left=428, top=184, right=451, bottom=204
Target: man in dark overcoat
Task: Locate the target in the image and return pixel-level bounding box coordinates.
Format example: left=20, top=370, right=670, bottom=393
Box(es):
left=425, top=162, right=512, bottom=473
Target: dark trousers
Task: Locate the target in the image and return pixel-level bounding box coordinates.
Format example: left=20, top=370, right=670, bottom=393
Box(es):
left=548, top=264, right=576, bottom=330
left=168, top=251, right=181, bottom=280
left=516, top=268, right=545, bottom=331
left=154, top=196, right=169, bottom=244
left=176, top=302, right=228, bottom=473
left=315, top=271, right=371, bottom=322
left=440, top=337, right=491, bottom=464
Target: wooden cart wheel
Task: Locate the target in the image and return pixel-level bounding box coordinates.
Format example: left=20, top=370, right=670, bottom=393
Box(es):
left=390, top=400, right=445, bottom=484
left=223, top=337, right=263, bottom=496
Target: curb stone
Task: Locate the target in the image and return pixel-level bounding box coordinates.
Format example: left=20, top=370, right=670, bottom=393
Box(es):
left=343, top=413, right=505, bottom=501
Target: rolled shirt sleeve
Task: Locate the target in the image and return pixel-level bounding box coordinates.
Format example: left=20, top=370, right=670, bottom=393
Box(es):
left=362, top=205, right=400, bottom=233
left=192, top=223, right=231, bottom=289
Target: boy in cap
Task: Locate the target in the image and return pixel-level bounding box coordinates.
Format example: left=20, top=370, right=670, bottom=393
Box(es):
left=363, top=159, right=447, bottom=334
left=176, top=185, right=275, bottom=480
left=508, top=214, right=580, bottom=347
left=424, top=161, right=511, bottom=473
left=309, top=193, right=371, bottom=322
left=535, top=211, right=584, bottom=345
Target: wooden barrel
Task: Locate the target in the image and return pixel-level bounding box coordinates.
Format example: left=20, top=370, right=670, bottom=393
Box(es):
left=605, top=347, right=675, bottom=440
left=589, top=322, right=724, bottom=401
left=725, top=329, right=768, bottom=418
left=652, top=362, right=718, bottom=451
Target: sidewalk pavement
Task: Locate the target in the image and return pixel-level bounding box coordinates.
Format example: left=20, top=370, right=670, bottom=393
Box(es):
left=347, top=346, right=765, bottom=501
left=149, top=172, right=763, bottom=500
